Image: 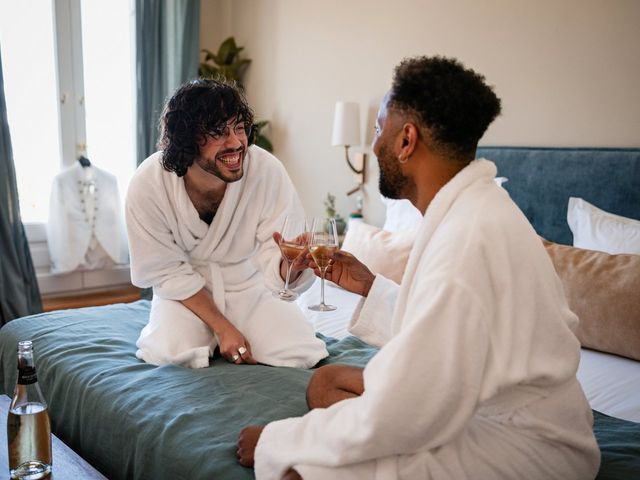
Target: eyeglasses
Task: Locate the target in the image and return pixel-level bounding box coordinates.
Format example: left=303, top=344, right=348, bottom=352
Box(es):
left=207, top=121, right=251, bottom=144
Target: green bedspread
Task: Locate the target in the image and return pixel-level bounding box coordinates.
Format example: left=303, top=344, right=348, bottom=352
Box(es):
left=0, top=301, right=638, bottom=479
left=0, top=301, right=374, bottom=479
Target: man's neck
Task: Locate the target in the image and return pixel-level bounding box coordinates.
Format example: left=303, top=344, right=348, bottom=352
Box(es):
left=184, top=163, right=227, bottom=198
left=183, top=164, right=228, bottom=223
left=411, top=151, right=469, bottom=215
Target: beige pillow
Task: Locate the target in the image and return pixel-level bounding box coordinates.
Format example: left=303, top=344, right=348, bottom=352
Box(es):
left=341, top=221, right=416, bottom=284
left=543, top=239, right=640, bottom=361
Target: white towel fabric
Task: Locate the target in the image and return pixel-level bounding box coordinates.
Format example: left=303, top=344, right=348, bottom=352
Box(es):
left=125, top=146, right=328, bottom=369
left=255, top=159, right=600, bottom=480
left=47, top=162, right=128, bottom=273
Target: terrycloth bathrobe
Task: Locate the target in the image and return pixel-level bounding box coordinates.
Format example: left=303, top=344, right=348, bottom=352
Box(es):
left=126, top=146, right=328, bottom=369
left=254, top=159, right=600, bottom=479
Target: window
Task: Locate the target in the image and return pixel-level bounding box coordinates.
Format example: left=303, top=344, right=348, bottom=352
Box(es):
left=0, top=0, right=135, bottom=224
left=0, top=0, right=61, bottom=223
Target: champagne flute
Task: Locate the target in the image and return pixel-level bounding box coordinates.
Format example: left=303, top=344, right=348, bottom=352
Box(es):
left=274, top=216, right=309, bottom=302
left=308, top=217, right=339, bottom=312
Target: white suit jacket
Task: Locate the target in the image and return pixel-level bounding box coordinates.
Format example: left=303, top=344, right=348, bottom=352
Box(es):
left=47, top=162, right=129, bottom=273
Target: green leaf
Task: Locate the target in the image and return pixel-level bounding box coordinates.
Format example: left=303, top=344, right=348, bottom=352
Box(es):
left=218, top=65, right=234, bottom=82
left=198, top=64, right=220, bottom=78
left=254, top=120, right=270, bottom=131
left=254, top=134, right=273, bottom=153
left=217, top=37, right=240, bottom=65
left=201, top=37, right=253, bottom=84
left=201, top=48, right=217, bottom=63
left=229, top=59, right=251, bottom=82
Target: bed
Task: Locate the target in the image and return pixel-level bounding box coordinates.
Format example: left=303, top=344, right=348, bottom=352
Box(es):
left=1, top=147, right=639, bottom=479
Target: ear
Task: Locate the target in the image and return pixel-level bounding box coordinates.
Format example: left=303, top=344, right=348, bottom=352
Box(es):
left=399, top=123, right=419, bottom=159
left=196, top=134, right=207, bottom=147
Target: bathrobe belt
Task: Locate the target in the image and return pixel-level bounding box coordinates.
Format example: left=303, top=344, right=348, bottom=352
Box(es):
left=191, top=258, right=260, bottom=317
left=476, top=385, right=546, bottom=419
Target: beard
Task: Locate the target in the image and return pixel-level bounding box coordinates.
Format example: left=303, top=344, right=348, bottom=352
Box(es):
left=198, top=146, right=246, bottom=183
left=377, top=143, right=410, bottom=199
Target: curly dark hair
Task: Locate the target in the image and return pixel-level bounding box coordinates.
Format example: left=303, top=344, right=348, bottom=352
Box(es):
left=158, top=78, right=254, bottom=176
left=389, top=56, right=501, bottom=161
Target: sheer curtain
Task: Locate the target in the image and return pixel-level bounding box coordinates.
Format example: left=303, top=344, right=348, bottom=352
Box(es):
left=0, top=47, right=42, bottom=324
left=135, top=0, right=201, bottom=166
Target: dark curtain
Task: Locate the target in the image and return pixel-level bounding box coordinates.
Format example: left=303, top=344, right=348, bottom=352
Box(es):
left=0, top=47, right=43, bottom=325
left=135, top=0, right=201, bottom=166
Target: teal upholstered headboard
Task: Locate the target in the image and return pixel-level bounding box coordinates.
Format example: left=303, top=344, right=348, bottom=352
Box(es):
left=476, top=147, right=640, bottom=245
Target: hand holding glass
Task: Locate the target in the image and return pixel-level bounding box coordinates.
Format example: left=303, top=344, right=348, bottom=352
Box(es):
left=274, top=216, right=309, bottom=302
left=308, top=217, right=339, bottom=312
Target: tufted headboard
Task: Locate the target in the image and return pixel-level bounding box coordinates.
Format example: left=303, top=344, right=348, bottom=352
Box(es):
left=475, top=147, right=640, bottom=245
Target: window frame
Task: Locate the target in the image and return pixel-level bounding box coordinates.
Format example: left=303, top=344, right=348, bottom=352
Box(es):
left=20, top=0, right=133, bottom=293
left=53, top=0, right=87, bottom=171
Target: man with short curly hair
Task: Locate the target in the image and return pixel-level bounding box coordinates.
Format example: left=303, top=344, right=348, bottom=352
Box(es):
left=126, top=79, right=327, bottom=369
left=238, top=57, right=600, bottom=479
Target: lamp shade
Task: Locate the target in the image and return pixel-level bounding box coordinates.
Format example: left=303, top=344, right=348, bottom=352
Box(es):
left=331, top=101, right=360, bottom=147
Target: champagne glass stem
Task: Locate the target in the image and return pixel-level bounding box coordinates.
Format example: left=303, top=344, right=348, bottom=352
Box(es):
left=284, top=261, right=294, bottom=291
left=320, top=268, right=326, bottom=305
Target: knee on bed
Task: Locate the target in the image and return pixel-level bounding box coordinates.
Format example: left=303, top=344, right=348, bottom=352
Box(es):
left=136, top=344, right=212, bottom=369
left=307, top=365, right=334, bottom=409
left=136, top=297, right=216, bottom=368
left=306, top=364, right=364, bottom=409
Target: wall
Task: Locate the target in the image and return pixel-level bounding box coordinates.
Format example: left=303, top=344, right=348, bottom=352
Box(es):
left=200, top=0, right=640, bottom=226
left=199, top=0, right=232, bottom=54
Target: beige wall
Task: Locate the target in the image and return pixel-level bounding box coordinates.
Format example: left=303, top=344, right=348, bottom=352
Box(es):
left=201, top=0, right=640, bottom=226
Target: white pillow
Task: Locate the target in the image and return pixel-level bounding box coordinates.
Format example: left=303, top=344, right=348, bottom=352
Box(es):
left=495, top=176, right=508, bottom=187
left=381, top=177, right=507, bottom=232
left=567, top=197, right=640, bottom=255
left=341, top=221, right=416, bottom=283
left=381, top=196, right=422, bottom=232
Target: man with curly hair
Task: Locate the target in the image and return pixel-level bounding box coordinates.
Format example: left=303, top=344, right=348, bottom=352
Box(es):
left=126, top=79, right=327, bottom=369
left=237, top=57, right=600, bottom=479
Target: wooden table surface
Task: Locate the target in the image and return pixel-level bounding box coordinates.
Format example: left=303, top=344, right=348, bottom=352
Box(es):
left=1, top=395, right=106, bottom=479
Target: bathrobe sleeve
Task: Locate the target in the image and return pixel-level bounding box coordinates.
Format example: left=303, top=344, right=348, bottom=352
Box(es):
left=254, top=277, right=490, bottom=479
left=348, top=275, right=400, bottom=347
left=251, top=150, right=315, bottom=293
left=125, top=170, right=205, bottom=300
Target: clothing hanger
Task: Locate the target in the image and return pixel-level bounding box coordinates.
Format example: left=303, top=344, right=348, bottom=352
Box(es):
left=78, top=155, right=91, bottom=168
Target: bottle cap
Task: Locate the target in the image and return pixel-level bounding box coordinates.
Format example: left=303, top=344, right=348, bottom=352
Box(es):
left=17, top=340, right=33, bottom=352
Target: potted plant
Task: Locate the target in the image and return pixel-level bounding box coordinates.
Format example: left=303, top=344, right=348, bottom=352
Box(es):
left=199, top=37, right=273, bottom=152
left=199, top=37, right=251, bottom=82
left=324, top=193, right=346, bottom=235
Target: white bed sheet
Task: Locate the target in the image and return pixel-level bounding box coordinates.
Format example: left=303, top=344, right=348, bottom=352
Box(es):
left=577, top=349, right=640, bottom=422
left=298, top=279, right=640, bottom=423
left=297, top=280, right=356, bottom=340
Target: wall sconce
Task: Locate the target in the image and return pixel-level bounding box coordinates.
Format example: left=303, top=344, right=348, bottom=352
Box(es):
left=331, top=101, right=367, bottom=196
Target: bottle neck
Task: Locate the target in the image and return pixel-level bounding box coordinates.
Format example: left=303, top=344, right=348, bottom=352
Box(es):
left=17, top=344, right=38, bottom=385
left=12, top=341, right=47, bottom=409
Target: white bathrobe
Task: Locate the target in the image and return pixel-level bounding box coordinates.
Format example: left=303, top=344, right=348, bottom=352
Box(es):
left=254, top=159, right=600, bottom=480
left=126, top=146, right=328, bottom=369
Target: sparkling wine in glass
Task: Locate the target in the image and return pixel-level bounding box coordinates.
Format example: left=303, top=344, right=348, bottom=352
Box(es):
left=274, top=216, right=309, bottom=302
left=308, top=217, right=339, bottom=312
